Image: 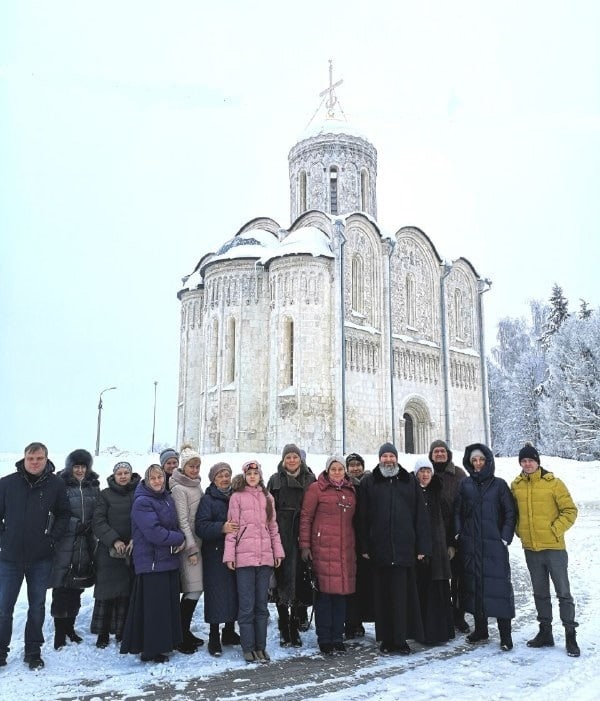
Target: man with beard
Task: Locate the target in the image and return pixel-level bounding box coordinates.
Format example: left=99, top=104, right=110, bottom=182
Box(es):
left=358, top=443, right=431, bottom=654
left=428, top=439, right=469, bottom=633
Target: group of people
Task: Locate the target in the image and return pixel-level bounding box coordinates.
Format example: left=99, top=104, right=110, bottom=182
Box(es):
left=0, top=438, right=580, bottom=671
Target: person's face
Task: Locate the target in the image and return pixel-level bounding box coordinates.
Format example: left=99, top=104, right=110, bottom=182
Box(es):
left=23, top=449, right=47, bottom=476
left=163, top=457, right=179, bottom=474
left=183, top=458, right=201, bottom=479
left=347, top=459, right=364, bottom=478
left=213, top=470, right=231, bottom=489
left=114, top=468, right=132, bottom=485
left=380, top=452, right=397, bottom=467
left=283, top=452, right=301, bottom=473
left=431, top=447, right=448, bottom=464
left=417, top=467, right=432, bottom=487
left=520, top=458, right=539, bottom=475
left=328, top=462, right=345, bottom=480
left=148, top=469, right=165, bottom=492
left=72, top=464, right=87, bottom=482
left=245, top=467, right=261, bottom=486
left=471, top=455, right=486, bottom=472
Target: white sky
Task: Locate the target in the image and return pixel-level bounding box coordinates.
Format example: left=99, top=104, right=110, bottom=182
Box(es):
left=1, top=1, right=599, bottom=452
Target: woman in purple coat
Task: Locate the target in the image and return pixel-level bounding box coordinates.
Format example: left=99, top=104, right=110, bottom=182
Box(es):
left=120, top=464, right=186, bottom=663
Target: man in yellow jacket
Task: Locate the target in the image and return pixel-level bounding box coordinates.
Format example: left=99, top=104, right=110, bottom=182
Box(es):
left=511, top=443, right=580, bottom=657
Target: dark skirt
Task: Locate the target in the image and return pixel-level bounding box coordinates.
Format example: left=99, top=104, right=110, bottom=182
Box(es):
left=416, top=561, right=455, bottom=644
left=373, top=565, right=425, bottom=645
left=90, top=595, right=130, bottom=637
left=120, top=570, right=182, bottom=657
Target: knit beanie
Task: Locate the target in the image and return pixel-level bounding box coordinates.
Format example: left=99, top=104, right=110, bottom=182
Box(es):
left=469, top=448, right=485, bottom=462
left=113, top=460, right=133, bottom=474
left=281, top=443, right=302, bottom=460
left=518, top=443, right=540, bottom=464
left=208, top=462, right=232, bottom=483
left=325, top=455, right=346, bottom=473
left=346, top=452, right=365, bottom=468
left=179, top=445, right=202, bottom=473
left=378, top=442, right=398, bottom=459
left=428, top=439, right=452, bottom=465
left=242, top=459, right=263, bottom=480
left=414, top=457, right=433, bottom=474
left=159, top=448, right=179, bottom=468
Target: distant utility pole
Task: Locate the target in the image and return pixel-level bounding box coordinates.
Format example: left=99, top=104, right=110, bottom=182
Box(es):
left=95, top=386, right=117, bottom=456
left=151, top=380, right=158, bottom=453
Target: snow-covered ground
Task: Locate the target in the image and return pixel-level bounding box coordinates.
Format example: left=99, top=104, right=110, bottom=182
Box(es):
left=0, top=451, right=598, bottom=700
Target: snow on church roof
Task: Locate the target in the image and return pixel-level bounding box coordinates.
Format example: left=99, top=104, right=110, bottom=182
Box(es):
left=298, top=116, right=370, bottom=143
left=259, top=226, right=333, bottom=265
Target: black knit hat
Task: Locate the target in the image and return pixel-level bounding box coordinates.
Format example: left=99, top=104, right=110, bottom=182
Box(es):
left=378, top=442, right=398, bottom=459
left=518, top=443, right=540, bottom=464
left=346, top=452, right=365, bottom=468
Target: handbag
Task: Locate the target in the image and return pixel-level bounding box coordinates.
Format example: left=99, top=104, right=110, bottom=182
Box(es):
left=109, top=546, right=127, bottom=559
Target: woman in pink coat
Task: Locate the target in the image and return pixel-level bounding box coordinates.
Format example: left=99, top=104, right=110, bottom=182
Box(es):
left=299, top=456, right=357, bottom=655
left=224, top=460, right=284, bottom=663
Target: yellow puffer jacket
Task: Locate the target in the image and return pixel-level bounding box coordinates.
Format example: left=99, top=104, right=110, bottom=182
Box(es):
left=511, top=468, right=577, bottom=551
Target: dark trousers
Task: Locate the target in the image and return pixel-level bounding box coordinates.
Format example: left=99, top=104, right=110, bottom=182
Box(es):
left=525, top=549, right=577, bottom=628
left=373, top=565, right=409, bottom=645
left=236, top=566, right=272, bottom=653
left=0, top=557, right=53, bottom=657
left=314, top=593, right=345, bottom=645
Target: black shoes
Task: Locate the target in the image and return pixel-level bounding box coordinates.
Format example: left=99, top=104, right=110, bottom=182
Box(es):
left=141, top=653, right=168, bottom=663
left=467, top=629, right=489, bottom=643
left=319, top=643, right=334, bottom=655
left=566, top=630, right=580, bottom=657
left=208, top=633, right=222, bottom=657
left=96, top=633, right=110, bottom=649
left=221, top=624, right=240, bottom=646
left=379, top=641, right=411, bottom=654
left=527, top=625, right=555, bottom=648
left=25, top=654, right=44, bottom=670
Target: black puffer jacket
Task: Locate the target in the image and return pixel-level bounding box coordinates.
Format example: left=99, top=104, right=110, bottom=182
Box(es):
left=50, top=451, right=100, bottom=589
left=0, top=459, right=70, bottom=564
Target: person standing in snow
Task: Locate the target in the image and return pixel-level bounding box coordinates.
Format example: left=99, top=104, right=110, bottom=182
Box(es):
left=159, top=448, right=179, bottom=491
left=224, top=460, right=284, bottom=664
left=511, top=443, right=580, bottom=657
left=0, top=442, right=70, bottom=670
left=50, top=449, right=100, bottom=650
left=455, top=444, right=516, bottom=651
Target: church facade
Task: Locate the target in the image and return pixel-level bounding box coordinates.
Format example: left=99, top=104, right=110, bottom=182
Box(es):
left=177, top=86, right=490, bottom=456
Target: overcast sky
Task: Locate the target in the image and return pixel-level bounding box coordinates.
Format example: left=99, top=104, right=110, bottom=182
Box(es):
left=1, top=1, right=599, bottom=453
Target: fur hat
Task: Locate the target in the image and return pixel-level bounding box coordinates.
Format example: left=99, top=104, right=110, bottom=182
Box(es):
left=519, top=443, right=540, bottom=465
left=242, top=459, right=263, bottom=480
left=65, top=449, right=93, bottom=471
left=346, top=452, right=365, bottom=468
left=281, top=443, right=302, bottom=460
left=208, top=462, right=232, bottom=483
left=325, top=455, right=346, bottom=473
left=179, top=445, right=202, bottom=473
left=378, top=442, right=398, bottom=459
left=159, top=448, right=179, bottom=468
left=414, top=457, right=433, bottom=474
left=113, top=460, right=132, bottom=474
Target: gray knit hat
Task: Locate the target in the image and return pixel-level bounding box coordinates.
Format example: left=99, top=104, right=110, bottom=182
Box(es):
left=159, top=448, right=179, bottom=468
left=325, top=455, right=346, bottom=473
left=208, top=462, right=232, bottom=483
left=281, top=443, right=302, bottom=460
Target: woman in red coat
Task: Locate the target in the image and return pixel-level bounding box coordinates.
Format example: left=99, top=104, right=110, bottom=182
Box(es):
left=299, top=456, right=357, bottom=655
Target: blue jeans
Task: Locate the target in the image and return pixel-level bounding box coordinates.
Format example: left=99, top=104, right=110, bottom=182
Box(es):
left=315, top=592, right=346, bottom=644
left=0, top=558, right=53, bottom=658
left=524, top=549, right=577, bottom=629
left=236, top=566, right=272, bottom=653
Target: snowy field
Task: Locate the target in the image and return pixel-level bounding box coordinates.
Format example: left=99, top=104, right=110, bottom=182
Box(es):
left=0, top=451, right=598, bottom=700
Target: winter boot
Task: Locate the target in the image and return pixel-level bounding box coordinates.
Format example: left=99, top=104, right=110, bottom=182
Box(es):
left=177, top=597, right=203, bottom=653
left=65, top=617, right=83, bottom=643
left=527, top=623, right=555, bottom=648
left=498, top=618, right=513, bottom=651
left=454, top=609, right=470, bottom=634
left=565, top=629, right=580, bottom=657
left=466, top=617, right=489, bottom=643
left=96, top=633, right=110, bottom=649
left=289, top=615, right=302, bottom=648
left=208, top=625, right=222, bottom=657
left=221, top=621, right=240, bottom=645
left=297, top=605, right=310, bottom=632
left=53, top=618, right=67, bottom=650
left=277, top=604, right=291, bottom=647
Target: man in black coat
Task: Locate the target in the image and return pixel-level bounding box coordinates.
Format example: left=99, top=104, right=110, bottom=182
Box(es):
left=358, top=442, right=431, bottom=655
left=0, top=442, right=70, bottom=670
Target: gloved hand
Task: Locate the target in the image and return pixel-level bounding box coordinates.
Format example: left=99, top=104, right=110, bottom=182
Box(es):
left=301, top=547, right=312, bottom=562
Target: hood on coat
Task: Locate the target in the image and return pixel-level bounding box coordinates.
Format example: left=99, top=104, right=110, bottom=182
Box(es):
left=428, top=439, right=453, bottom=469
left=462, top=443, right=495, bottom=482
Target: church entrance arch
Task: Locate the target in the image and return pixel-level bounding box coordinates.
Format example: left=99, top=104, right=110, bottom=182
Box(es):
left=401, top=397, right=431, bottom=454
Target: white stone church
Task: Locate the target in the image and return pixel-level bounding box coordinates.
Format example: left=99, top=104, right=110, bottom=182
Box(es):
left=177, top=70, right=490, bottom=456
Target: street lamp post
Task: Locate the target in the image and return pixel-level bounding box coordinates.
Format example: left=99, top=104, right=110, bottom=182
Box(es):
left=95, top=386, right=117, bottom=457
left=151, top=381, right=158, bottom=453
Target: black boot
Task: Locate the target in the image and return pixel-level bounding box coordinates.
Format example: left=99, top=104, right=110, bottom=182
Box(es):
left=277, top=604, right=291, bottom=647
left=96, top=633, right=109, bottom=649
left=454, top=609, right=470, bottom=634
left=65, top=616, right=82, bottom=643
left=289, top=615, right=302, bottom=648
left=208, top=625, right=222, bottom=657
left=467, top=616, right=489, bottom=643
left=498, top=618, right=513, bottom=651
left=221, top=621, right=240, bottom=645
left=177, top=597, right=202, bottom=653
left=527, top=623, right=554, bottom=648
left=297, top=605, right=310, bottom=632
left=53, top=618, right=67, bottom=650
left=565, top=628, right=580, bottom=657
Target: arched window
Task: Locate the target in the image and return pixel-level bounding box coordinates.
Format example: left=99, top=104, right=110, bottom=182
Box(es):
left=282, top=318, right=294, bottom=387
left=406, top=273, right=416, bottom=328
left=360, top=169, right=369, bottom=211
left=299, top=170, right=307, bottom=213
left=404, top=413, right=415, bottom=453
left=351, top=255, right=364, bottom=314
left=454, top=288, right=463, bottom=339
left=329, top=166, right=338, bottom=215
left=224, top=317, right=236, bottom=384
left=209, top=319, right=219, bottom=386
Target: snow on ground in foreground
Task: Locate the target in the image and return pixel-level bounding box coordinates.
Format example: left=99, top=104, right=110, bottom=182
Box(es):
left=0, top=452, right=598, bottom=700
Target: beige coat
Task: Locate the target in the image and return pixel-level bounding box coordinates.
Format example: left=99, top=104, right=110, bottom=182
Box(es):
left=170, top=470, right=204, bottom=593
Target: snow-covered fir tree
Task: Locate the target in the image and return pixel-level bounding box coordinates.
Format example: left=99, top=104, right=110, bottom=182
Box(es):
left=540, top=283, right=570, bottom=350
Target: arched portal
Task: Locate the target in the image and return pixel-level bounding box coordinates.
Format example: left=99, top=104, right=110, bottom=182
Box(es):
left=401, top=397, right=432, bottom=453
left=403, top=413, right=415, bottom=453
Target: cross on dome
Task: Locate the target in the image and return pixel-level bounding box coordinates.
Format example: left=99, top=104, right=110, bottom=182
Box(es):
left=319, top=59, right=344, bottom=118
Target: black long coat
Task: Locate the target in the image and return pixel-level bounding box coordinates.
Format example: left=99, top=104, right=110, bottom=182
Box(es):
left=92, top=473, right=140, bottom=600
left=455, top=444, right=516, bottom=620
left=50, top=466, right=100, bottom=589
left=267, top=462, right=316, bottom=606
left=195, top=483, right=238, bottom=624
left=419, top=475, right=452, bottom=581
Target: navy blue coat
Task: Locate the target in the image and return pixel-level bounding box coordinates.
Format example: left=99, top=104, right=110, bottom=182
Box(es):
left=455, top=444, right=516, bottom=620
left=195, top=483, right=237, bottom=624
left=0, top=459, right=70, bottom=565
